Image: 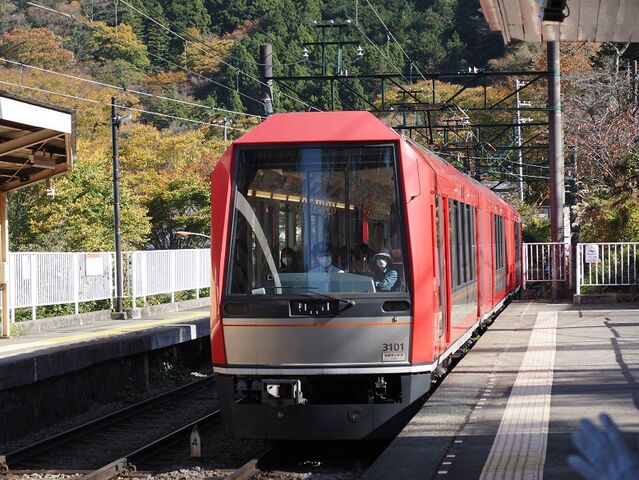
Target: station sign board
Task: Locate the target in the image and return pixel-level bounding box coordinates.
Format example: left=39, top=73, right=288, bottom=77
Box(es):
left=584, top=244, right=599, bottom=264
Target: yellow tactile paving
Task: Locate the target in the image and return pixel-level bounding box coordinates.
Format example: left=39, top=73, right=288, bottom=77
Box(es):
left=480, top=310, right=558, bottom=480
left=0, top=310, right=209, bottom=358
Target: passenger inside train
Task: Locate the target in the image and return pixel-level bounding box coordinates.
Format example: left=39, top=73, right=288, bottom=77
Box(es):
left=372, top=249, right=398, bottom=291
left=309, top=242, right=344, bottom=273
left=279, top=247, right=297, bottom=273
left=350, top=243, right=371, bottom=273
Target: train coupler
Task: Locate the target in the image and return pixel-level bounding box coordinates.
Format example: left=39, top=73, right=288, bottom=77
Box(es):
left=262, top=379, right=307, bottom=406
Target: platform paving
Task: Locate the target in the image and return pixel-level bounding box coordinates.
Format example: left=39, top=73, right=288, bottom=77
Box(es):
left=0, top=306, right=210, bottom=390
left=364, top=300, right=639, bottom=480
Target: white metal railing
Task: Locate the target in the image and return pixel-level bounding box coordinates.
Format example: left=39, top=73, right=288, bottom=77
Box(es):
left=576, top=242, right=639, bottom=295
left=8, top=249, right=210, bottom=321
left=523, top=242, right=572, bottom=289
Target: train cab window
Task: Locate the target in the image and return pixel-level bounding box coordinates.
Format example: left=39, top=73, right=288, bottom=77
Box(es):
left=227, top=144, right=407, bottom=295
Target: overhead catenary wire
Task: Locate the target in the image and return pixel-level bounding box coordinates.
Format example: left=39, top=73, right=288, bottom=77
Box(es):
left=437, top=149, right=550, bottom=170
left=27, top=0, right=318, bottom=113
left=437, top=150, right=550, bottom=180
left=361, top=0, right=429, bottom=84
left=0, top=79, right=250, bottom=131
left=0, top=57, right=263, bottom=120
left=121, top=0, right=321, bottom=112
left=344, top=12, right=407, bottom=83
left=144, top=50, right=265, bottom=108
left=26, top=1, right=269, bottom=114
left=231, top=4, right=360, bottom=110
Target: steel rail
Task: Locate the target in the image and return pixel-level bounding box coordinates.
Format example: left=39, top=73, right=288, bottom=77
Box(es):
left=2, top=376, right=214, bottom=469
left=78, top=409, right=223, bottom=480
left=225, top=447, right=272, bottom=480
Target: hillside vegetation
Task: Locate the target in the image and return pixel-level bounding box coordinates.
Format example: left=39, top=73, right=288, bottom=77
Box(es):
left=0, top=0, right=507, bottom=251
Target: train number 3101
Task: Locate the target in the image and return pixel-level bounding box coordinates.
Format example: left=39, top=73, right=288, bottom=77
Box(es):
left=383, top=342, right=404, bottom=352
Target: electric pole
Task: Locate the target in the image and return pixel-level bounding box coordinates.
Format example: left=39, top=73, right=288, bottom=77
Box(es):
left=547, top=42, right=564, bottom=298
left=260, top=43, right=274, bottom=116
left=111, top=97, right=125, bottom=318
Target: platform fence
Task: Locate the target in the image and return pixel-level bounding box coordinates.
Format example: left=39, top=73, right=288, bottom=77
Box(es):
left=576, top=242, right=639, bottom=295
left=522, top=242, right=572, bottom=289
left=8, top=249, right=210, bottom=321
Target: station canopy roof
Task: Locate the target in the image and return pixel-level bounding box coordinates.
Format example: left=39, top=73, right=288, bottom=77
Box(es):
left=480, top=0, right=639, bottom=44
left=0, top=91, right=75, bottom=192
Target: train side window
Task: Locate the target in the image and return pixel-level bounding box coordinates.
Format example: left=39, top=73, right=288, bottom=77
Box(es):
left=459, top=201, right=467, bottom=284
left=449, top=200, right=458, bottom=288
left=464, top=204, right=471, bottom=284
left=449, top=200, right=479, bottom=288
left=493, top=214, right=505, bottom=271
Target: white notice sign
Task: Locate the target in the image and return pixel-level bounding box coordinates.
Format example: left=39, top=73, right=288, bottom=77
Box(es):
left=584, top=244, right=599, bottom=264
left=85, top=253, right=104, bottom=276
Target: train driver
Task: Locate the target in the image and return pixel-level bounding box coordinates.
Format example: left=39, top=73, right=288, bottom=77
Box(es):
left=309, top=242, right=344, bottom=273
left=373, top=250, right=397, bottom=291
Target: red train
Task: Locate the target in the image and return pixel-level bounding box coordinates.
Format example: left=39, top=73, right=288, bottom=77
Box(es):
left=210, top=111, right=522, bottom=440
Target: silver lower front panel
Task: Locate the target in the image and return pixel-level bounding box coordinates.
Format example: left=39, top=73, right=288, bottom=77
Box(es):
left=222, top=315, right=412, bottom=366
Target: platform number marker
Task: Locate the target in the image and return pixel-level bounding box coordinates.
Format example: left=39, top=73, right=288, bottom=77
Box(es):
left=190, top=424, right=202, bottom=459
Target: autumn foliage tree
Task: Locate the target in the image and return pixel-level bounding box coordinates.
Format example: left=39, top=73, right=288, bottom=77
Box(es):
left=0, top=27, right=74, bottom=70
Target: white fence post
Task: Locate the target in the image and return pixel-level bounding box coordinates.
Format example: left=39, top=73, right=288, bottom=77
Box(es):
left=576, top=243, right=582, bottom=295
left=131, top=252, right=137, bottom=309
left=523, top=244, right=528, bottom=290
left=73, top=254, right=79, bottom=314
left=195, top=250, right=200, bottom=299
left=30, top=254, right=37, bottom=321
left=170, top=250, right=175, bottom=303
left=142, top=252, right=147, bottom=306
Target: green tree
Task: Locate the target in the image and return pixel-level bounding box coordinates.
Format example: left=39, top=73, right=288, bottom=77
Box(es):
left=142, top=0, right=172, bottom=72
left=117, top=123, right=228, bottom=249
left=10, top=138, right=151, bottom=252
left=90, top=22, right=150, bottom=73
left=162, top=0, right=211, bottom=33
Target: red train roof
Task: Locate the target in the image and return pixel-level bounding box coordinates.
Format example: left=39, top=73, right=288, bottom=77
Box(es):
left=234, top=111, right=400, bottom=144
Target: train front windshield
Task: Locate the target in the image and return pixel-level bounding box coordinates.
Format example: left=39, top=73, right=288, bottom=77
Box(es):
left=227, top=144, right=407, bottom=295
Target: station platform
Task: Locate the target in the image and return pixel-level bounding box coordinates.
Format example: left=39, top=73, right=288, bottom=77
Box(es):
left=0, top=304, right=210, bottom=391
left=364, top=300, right=639, bottom=480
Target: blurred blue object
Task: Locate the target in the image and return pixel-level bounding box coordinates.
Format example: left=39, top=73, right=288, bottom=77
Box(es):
left=568, top=413, right=639, bottom=480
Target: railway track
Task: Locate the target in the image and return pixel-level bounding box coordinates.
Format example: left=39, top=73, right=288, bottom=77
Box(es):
left=75, top=408, right=222, bottom=480
left=2, top=376, right=218, bottom=476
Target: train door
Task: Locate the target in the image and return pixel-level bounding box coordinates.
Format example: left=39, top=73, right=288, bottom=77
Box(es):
left=436, top=195, right=451, bottom=352
left=490, top=213, right=496, bottom=305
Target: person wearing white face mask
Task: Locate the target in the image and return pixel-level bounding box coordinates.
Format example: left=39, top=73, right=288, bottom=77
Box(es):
left=309, top=242, right=344, bottom=273
left=373, top=250, right=397, bottom=291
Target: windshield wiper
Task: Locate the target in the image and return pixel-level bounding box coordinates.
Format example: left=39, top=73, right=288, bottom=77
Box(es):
left=252, top=286, right=355, bottom=311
